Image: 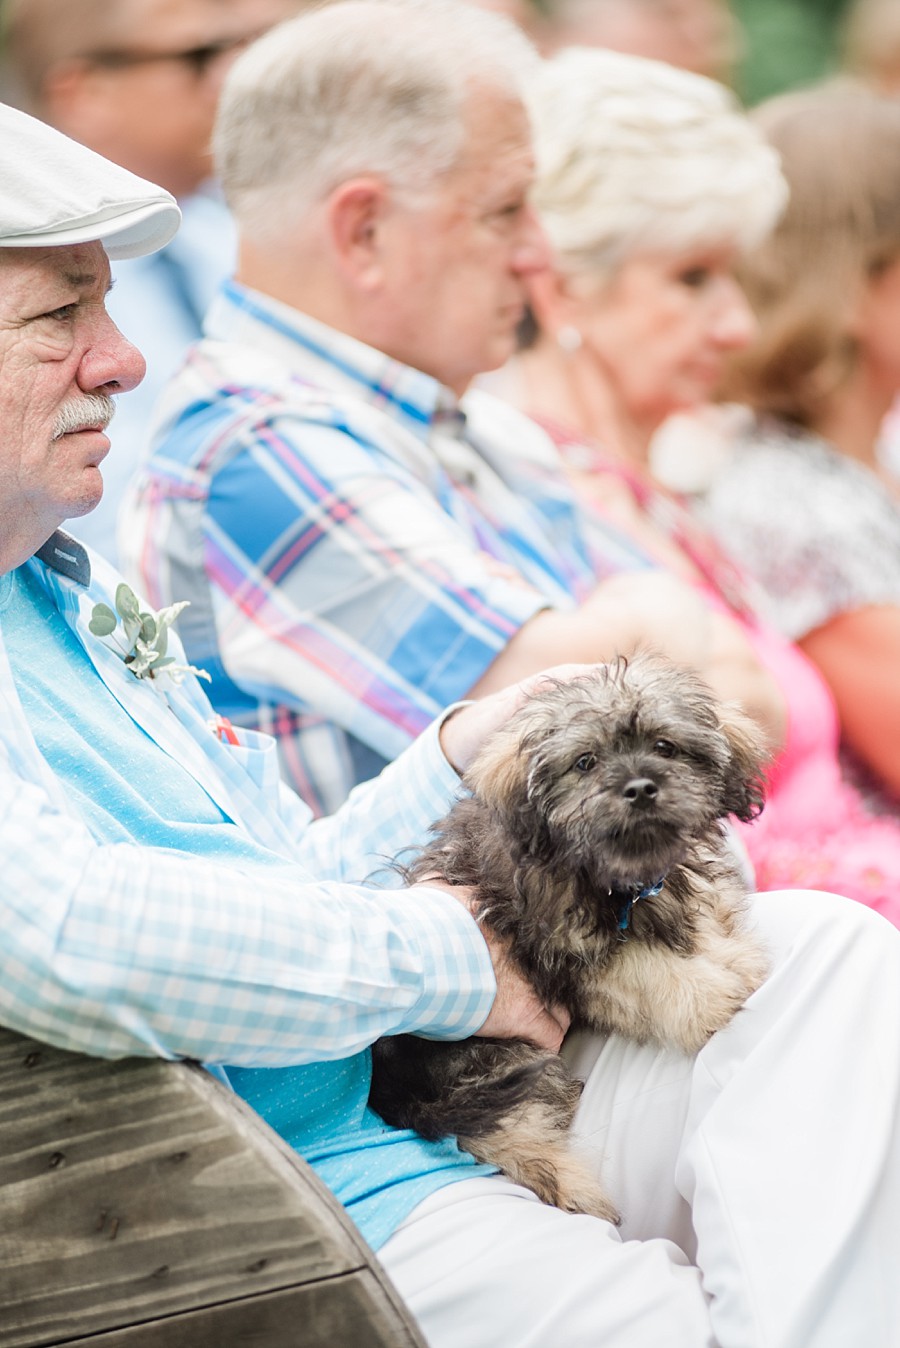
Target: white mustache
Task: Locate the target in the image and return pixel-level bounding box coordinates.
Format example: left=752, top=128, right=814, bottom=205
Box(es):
left=52, top=394, right=116, bottom=439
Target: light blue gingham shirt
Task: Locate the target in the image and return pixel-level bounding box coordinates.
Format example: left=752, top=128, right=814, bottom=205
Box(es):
left=0, top=533, right=499, bottom=1246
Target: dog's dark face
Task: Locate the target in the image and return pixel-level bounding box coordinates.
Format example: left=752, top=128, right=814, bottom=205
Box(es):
left=465, top=654, right=766, bottom=889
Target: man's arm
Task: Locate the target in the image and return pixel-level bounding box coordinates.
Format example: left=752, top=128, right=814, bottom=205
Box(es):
left=296, top=663, right=596, bottom=883
left=0, top=745, right=501, bottom=1066
left=0, top=664, right=579, bottom=1068
left=467, top=572, right=787, bottom=751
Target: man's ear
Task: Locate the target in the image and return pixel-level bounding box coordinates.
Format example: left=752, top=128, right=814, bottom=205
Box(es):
left=326, top=177, right=390, bottom=292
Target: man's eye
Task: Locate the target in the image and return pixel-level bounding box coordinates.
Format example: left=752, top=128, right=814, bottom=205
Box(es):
left=574, top=753, right=597, bottom=772
left=45, top=304, right=78, bottom=321
left=678, top=267, right=712, bottom=289
left=654, top=739, right=678, bottom=758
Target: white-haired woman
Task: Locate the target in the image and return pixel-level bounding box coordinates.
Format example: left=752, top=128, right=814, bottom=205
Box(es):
left=487, top=46, right=900, bottom=919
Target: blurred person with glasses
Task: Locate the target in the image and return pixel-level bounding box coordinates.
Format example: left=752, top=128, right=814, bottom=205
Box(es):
left=0, top=0, right=299, bottom=565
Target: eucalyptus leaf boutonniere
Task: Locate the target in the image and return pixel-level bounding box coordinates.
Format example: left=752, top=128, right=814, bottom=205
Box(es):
left=89, top=583, right=210, bottom=686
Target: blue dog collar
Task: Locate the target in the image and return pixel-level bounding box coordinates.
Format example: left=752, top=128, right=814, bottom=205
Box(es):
left=616, top=877, right=664, bottom=936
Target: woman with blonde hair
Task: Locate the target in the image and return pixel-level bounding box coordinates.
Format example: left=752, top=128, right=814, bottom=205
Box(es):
left=487, top=45, right=900, bottom=916
left=699, top=83, right=900, bottom=805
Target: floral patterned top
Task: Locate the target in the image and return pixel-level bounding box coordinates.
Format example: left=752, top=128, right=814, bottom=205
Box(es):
left=695, top=414, right=900, bottom=642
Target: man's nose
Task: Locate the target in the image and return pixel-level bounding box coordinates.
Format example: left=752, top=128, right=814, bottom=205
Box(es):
left=513, top=206, right=552, bottom=277
left=79, top=316, right=146, bottom=396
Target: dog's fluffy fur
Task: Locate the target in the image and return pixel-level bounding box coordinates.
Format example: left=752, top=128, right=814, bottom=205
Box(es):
left=369, top=654, right=770, bottom=1221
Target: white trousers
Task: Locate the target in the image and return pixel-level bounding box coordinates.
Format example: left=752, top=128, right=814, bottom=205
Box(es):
left=379, top=890, right=900, bottom=1348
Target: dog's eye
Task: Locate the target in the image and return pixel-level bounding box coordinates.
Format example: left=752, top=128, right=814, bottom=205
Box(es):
left=573, top=753, right=597, bottom=773
left=654, top=739, right=678, bottom=759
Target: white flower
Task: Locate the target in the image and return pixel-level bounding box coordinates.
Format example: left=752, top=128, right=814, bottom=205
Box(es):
left=89, top=583, right=210, bottom=686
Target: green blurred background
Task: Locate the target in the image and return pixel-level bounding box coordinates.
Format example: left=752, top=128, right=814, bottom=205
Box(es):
left=732, top=0, right=853, bottom=103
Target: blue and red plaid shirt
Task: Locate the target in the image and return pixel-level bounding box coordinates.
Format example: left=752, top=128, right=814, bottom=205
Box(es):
left=122, top=281, right=644, bottom=814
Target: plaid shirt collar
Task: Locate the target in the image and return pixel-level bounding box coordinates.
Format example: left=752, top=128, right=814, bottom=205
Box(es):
left=207, top=280, right=464, bottom=450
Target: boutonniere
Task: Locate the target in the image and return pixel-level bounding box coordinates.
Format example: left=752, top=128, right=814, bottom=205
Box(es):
left=89, top=583, right=210, bottom=686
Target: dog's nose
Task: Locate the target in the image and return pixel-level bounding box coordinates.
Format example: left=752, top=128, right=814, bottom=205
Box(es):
left=622, top=777, right=659, bottom=805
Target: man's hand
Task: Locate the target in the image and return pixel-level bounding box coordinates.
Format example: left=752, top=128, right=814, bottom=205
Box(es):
left=413, top=879, right=570, bottom=1053
left=439, top=662, right=597, bottom=776
left=478, top=946, right=570, bottom=1053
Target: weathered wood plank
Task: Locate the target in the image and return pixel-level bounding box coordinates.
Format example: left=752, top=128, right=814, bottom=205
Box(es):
left=0, top=1272, right=420, bottom=1348
left=0, top=1030, right=425, bottom=1348
left=17, top=1272, right=421, bottom=1347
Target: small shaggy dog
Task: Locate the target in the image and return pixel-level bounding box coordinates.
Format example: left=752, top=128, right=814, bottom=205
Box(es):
left=369, top=654, right=770, bottom=1221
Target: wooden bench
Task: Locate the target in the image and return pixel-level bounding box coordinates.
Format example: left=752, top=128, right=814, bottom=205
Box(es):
left=0, top=1027, right=427, bottom=1347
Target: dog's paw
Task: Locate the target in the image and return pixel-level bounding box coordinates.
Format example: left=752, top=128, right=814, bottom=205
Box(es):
left=551, top=1173, right=621, bottom=1225
left=513, top=1147, right=621, bottom=1224
left=665, top=941, right=769, bottom=1053
left=585, top=929, right=769, bottom=1053
left=462, top=1118, right=621, bottom=1224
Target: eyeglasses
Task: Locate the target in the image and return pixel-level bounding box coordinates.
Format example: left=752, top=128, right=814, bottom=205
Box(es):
left=80, top=31, right=260, bottom=79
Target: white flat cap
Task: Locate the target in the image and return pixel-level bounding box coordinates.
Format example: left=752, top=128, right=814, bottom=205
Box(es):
left=0, top=102, right=181, bottom=259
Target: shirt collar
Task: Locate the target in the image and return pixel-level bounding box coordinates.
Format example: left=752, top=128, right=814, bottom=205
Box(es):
left=206, top=280, right=466, bottom=448
left=34, top=529, right=91, bottom=586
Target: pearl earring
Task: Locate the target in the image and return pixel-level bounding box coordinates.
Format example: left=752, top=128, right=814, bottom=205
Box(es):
left=556, top=324, right=582, bottom=354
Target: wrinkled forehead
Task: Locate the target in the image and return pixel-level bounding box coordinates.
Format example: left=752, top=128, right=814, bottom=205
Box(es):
left=0, top=242, right=111, bottom=308
left=0, top=240, right=109, bottom=277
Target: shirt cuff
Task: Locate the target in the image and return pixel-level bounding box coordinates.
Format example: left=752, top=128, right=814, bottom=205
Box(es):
left=393, top=883, right=497, bottom=1039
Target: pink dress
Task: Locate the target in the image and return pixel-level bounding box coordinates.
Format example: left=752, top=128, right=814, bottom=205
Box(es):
left=549, top=421, right=900, bottom=924
left=727, top=615, right=900, bottom=920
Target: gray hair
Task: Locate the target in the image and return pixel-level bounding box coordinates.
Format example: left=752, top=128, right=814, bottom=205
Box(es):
left=214, top=0, right=539, bottom=237
left=528, top=46, right=787, bottom=280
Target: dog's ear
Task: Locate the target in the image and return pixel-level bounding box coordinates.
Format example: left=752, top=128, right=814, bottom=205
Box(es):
left=464, top=722, right=536, bottom=821
left=717, top=705, right=769, bottom=822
